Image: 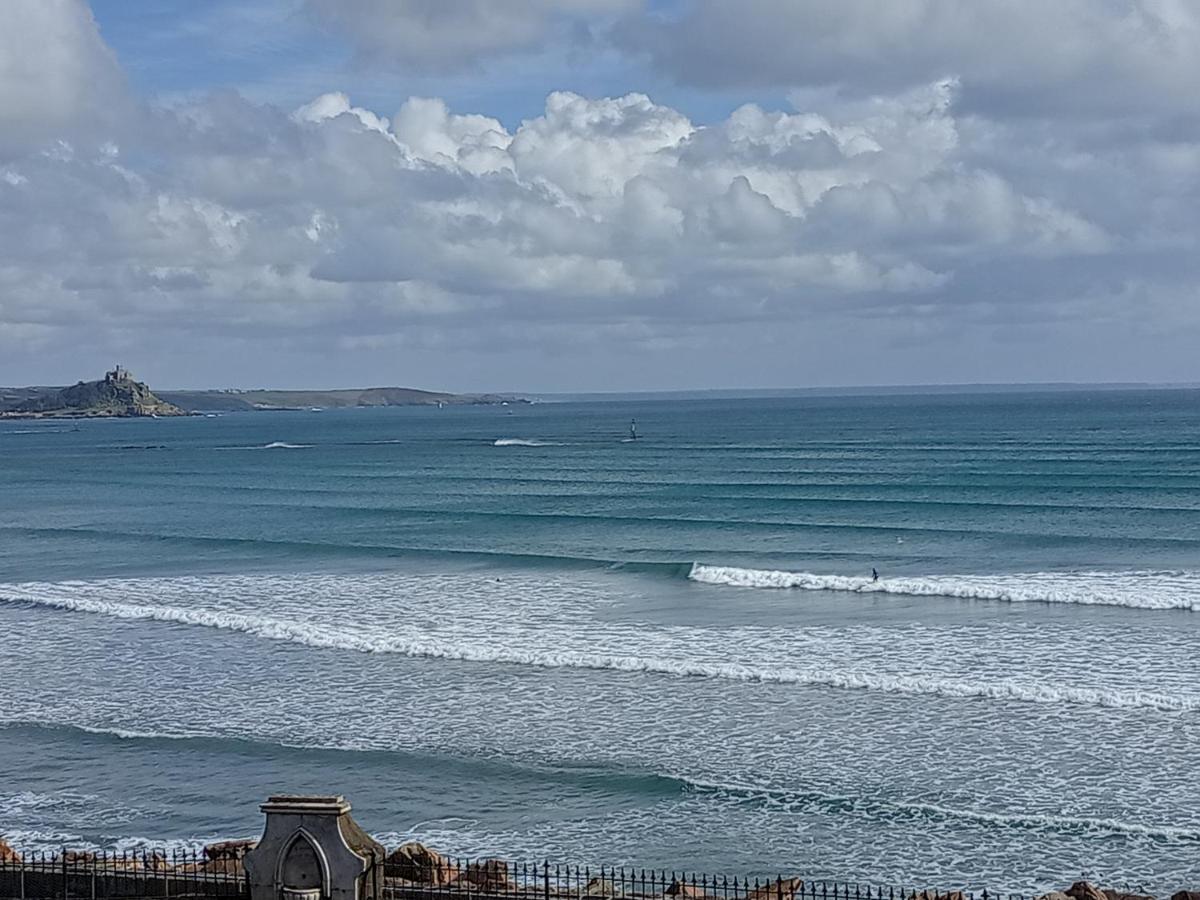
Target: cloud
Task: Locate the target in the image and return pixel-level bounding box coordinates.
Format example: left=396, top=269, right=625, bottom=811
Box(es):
left=0, top=0, right=128, bottom=157
left=391, top=97, right=512, bottom=176
left=617, top=0, right=1200, bottom=116
left=306, top=0, right=637, bottom=72
left=0, top=78, right=1117, bottom=363
left=1, top=0, right=1197, bottom=389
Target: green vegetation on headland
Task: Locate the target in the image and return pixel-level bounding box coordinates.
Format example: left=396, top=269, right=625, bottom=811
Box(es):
left=0, top=367, right=186, bottom=418
left=159, top=386, right=521, bottom=412
left=0, top=368, right=525, bottom=418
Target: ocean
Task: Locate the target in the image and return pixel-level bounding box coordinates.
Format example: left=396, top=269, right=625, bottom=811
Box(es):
left=1, top=391, right=1198, bottom=894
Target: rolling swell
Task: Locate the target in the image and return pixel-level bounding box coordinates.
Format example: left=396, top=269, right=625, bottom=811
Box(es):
left=0, top=525, right=690, bottom=577
left=2, top=586, right=1194, bottom=711
left=689, top=564, right=1200, bottom=612
left=0, top=719, right=691, bottom=805
left=5, top=720, right=1195, bottom=848
left=684, top=778, right=1200, bottom=844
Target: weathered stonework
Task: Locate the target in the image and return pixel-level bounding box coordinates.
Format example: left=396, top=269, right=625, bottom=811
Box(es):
left=243, top=796, right=384, bottom=900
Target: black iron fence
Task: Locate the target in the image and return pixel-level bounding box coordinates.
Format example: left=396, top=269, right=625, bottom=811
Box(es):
left=373, top=857, right=1008, bottom=900
left=1, top=849, right=1014, bottom=900
left=0, top=847, right=249, bottom=900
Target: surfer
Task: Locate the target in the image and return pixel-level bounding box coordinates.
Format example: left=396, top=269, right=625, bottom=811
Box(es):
left=629, top=418, right=637, bottom=441
left=871, top=568, right=878, bottom=582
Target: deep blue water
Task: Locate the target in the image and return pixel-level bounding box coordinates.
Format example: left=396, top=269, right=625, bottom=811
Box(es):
left=2, top=391, right=1199, bottom=894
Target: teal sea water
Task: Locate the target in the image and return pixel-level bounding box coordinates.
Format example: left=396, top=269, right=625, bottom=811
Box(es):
left=2, top=391, right=1199, bottom=894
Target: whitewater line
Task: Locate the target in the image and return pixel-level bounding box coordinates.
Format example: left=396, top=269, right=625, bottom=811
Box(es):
left=3, top=590, right=1196, bottom=711
left=688, top=564, right=1200, bottom=611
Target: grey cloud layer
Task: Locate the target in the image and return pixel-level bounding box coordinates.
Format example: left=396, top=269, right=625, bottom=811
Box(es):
left=620, top=0, right=1200, bottom=115
left=0, top=0, right=1196, bottom=388
left=306, top=0, right=1200, bottom=116
left=0, top=0, right=128, bottom=154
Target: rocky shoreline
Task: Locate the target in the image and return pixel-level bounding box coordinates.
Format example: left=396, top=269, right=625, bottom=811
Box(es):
left=1, top=837, right=1193, bottom=900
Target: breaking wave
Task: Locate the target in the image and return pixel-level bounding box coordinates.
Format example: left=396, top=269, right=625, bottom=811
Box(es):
left=213, top=441, right=312, bottom=451
left=493, top=438, right=558, bottom=447
left=688, top=564, right=1200, bottom=611
left=2, top=587, right=1196, bottom=711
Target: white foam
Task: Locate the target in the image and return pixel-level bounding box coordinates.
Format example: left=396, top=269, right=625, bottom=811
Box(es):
left=0, top=829, right=219, bottom=855
left=900, top=799, right=1200, bottom=842
left=493, top=438, right=557, bottom=447
left=0, top=789, right=151, bottom=847
left=689, top=564, right=1200, bottom=611
left=213, top=441, right=312, bottom=451
left=682, top=776, right=1200, bottom=843
left=0, top=790, right=103, bottom=816
left=3, top=584, right=1196, bottom=711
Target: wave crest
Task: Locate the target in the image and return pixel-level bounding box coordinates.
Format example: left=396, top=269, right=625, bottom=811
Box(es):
left=2, top=586, right=1196, bottom=711
left=688, top=564, right=1200, bottom=611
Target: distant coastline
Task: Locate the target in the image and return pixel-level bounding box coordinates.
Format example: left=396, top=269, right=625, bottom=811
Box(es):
left=157, top=387, right=527, bottom=413
left=4, top=373, right=1195, bottom=418
left=0, top=369, right=528, bottom=418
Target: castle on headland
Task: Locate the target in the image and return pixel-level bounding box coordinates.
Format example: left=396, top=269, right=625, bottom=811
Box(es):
left=2, top=365, right=187, bottom=418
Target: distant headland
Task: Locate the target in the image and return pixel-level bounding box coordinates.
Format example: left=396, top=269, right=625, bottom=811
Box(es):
left=0, top=367, right=526, bottom=418
left=0, top=366, right=186, bottom=418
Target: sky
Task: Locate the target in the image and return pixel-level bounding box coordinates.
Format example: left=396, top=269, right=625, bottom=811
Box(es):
left=0, top=1, right=1198, bottom=392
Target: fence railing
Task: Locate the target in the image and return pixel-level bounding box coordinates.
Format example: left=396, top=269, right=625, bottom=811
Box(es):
left=373, top=857, right=1009, bottom=900
left=0, top=847, right=250, bottom=900
left=1, top=850, right=1017, bottom=900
